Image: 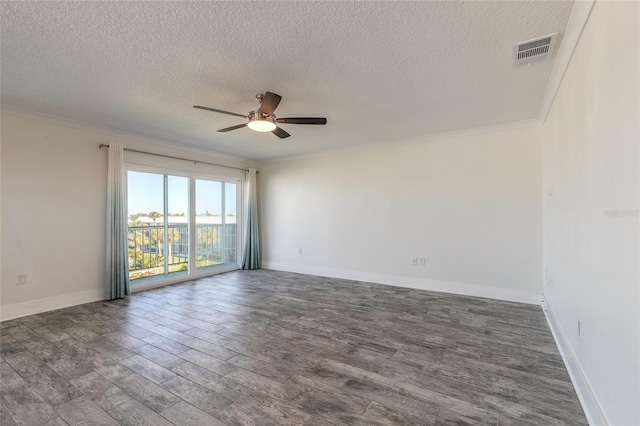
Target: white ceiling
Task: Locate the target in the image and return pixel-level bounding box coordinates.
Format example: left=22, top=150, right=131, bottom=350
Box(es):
left=1, top=1, right=574, bottom=161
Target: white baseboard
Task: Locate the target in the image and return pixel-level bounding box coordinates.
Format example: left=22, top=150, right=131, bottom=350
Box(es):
left=541, top=297, right=608, bottom=426
left=262, top=262, right=542, bottom=305
left=0, top=289, right=103, bottom=322
left=0, top=265, right=243, bottom=322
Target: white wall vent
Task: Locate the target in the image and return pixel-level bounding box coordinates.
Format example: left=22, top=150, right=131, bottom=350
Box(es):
left=513, top=33, right=558, bottom=66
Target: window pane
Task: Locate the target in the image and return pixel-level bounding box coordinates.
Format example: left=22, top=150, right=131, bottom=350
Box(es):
left=224, top=182, right=238, bottom=264
left=167, top=176, right=189, bottom=275
left=196, top=180, right=223, bottom=269
left=127, top=171, right=165, bottom=280
left=128, top=172, right=238, bottom=281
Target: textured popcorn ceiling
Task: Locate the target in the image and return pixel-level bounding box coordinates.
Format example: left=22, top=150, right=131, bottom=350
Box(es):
left=1, top=1, right=574, bottom=160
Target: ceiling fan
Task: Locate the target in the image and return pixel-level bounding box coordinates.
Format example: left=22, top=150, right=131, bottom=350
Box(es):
left=194, top=92, right=327, bottom=139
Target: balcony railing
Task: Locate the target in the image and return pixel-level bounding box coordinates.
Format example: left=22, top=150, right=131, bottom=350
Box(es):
left=128, top=223, right=237, bottom=280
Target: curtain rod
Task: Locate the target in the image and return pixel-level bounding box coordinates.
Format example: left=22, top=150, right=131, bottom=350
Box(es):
left=98, top=144, right=252, bottom=172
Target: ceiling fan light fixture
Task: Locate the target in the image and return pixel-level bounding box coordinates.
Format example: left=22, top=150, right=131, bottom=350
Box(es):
left=248, top=115, right=276, bottom=132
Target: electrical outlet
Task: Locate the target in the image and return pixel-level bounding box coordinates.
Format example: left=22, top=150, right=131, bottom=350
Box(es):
left=298, top=248, right=303, bottom=255
left=411, top=257, right=418, bottom=266
left=16, top=273, right=27, bottom=285
left=419, top=257, right=426, bottom=266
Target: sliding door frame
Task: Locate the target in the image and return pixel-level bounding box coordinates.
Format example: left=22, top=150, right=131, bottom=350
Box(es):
left=125, top=163, right=244, bottom=292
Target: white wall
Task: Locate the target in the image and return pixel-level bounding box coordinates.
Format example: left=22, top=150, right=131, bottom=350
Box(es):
left=1, top=113, right=107, bottom=316
left=542, top=1, right=639, bottom=425
left=259, top=125, right=543, bottom=303
left=0, top=111, right=252, bottom=320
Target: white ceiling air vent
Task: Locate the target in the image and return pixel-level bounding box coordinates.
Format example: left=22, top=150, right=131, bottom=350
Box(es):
left=513, top=33, right=558, bottom=66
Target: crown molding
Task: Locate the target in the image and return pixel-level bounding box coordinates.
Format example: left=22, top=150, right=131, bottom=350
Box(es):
left=0, top=105, right=255, bottom=165
left=538, top=0, right=595, bottom=123
left=262, top=117, right=542, bottom=164
left=262, top=1, right=595, bottom=164
left=1, top=1, right=594, bottom=165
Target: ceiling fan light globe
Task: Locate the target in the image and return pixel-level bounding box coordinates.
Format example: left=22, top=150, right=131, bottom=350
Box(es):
left=248, top=120, right=277, bottom=132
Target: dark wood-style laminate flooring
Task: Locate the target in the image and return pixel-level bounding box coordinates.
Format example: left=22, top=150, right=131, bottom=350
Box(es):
left=0, top=270, right=587, bottom=425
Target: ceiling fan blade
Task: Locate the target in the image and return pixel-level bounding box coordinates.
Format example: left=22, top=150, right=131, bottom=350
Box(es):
left=217, top=123, right=247, bottom=132
left=276, top=117, right=327, bottom=125
left=194, top=105, right=247, bottom=119
left=271, top=126, right=291, bottom=139
left=259, top=92, right=282, bottom=115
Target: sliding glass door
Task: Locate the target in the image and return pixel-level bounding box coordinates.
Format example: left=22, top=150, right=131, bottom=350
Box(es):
left=195, top=180, right=238, bottom=271
left=127, top=171, right=169, bottom=279
left=167, top=175, right=190, bottom=274
left=127, top=169, right=240, bottom=283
